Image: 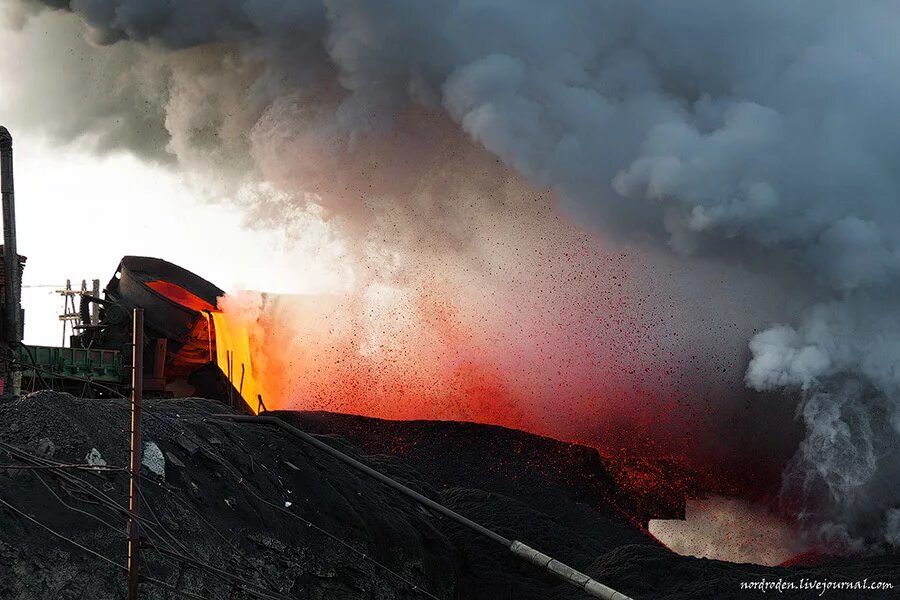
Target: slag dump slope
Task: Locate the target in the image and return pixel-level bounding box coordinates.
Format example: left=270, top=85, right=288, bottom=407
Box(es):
left=282, top=410, right=666, bottom=600
left=283, top=410, right=680, bottom=531
left=0, top=393, right=458, bottom=600
left=1, top=395, right=897, bottom=600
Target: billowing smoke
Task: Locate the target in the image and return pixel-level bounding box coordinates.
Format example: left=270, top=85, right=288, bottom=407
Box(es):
left=748, top=298, right=900, bottom=550
left=5, top=0, right=900, bottom=551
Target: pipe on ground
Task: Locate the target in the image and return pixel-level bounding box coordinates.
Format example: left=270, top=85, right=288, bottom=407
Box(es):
left=215, top=413, right=634, bottom=600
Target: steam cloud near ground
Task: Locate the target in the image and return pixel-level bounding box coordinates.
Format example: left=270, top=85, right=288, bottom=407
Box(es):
left=5, top=1, right=900, bottom=551
left=649, top=495, right=806, bottom=566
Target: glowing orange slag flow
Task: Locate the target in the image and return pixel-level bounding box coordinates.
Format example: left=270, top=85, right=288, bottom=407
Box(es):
left=146, top=279, right=263, bottom=414
left=209, top=311, right=263, bottom=413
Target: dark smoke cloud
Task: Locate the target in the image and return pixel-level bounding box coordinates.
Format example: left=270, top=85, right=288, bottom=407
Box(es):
left=0, top=6, right=170, bottom=159
left=8, top=0, right=900, bottom=549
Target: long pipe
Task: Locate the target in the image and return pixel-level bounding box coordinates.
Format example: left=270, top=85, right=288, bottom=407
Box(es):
left=127, top=309, right=144, bottom=600
left=0, top=126, right=20, bottom=344
left=215, top=413, right=633, bottom=600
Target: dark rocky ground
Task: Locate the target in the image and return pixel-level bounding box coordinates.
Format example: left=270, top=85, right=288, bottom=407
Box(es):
left=0, top=392, right=896, bottom=599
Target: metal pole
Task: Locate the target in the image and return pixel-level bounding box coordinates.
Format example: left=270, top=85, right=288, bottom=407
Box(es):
left=62, top=280, right=71, bottom=347
left=0, top=126, right=20, bottom=347
left=127, top=309, right=144, bottom=600
left=215, top=414, right=633, bottom=599
left=90, top=279, right=100, bottom=325
left=227, top=351, right=234, bottom=409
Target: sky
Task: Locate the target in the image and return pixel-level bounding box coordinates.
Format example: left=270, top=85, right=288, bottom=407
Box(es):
left=6, top=132, right=340, bottom=346
left=0, top=4, right=351, bottom=347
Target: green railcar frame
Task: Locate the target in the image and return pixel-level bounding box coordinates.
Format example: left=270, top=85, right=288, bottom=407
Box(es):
left=18, top=344, right=123, bottom=384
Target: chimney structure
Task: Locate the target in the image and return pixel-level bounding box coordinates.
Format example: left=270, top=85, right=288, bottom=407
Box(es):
left=0, top=126, right=23, bottom=396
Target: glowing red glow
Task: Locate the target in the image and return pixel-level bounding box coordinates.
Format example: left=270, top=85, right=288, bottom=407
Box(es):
left=146, top=279, right=218, bottom=313
left=218, top=220, right=790, bottom=505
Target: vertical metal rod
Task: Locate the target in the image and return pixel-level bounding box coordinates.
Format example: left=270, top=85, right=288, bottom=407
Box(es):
left=0, top=126, right=20, bottom=347
left=61, top=279, right=71, bottom=347
left=205, top=313, right=212, bottom=362
left=227, top=350, right=233, bottom=409
left=127, top=308, right=144, bottom=600
left=153, top=339, right=167, bottom=379
left=90, top=279, right=100, bottom=325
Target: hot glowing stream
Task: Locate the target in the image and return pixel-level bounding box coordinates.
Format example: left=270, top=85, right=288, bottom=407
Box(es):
left=147, top=279, right=263, bottom=413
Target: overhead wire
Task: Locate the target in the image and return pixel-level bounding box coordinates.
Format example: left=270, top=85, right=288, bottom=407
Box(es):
left=0, top=463, right=125, bottom=471
left=195, top=443, right=443, bottom=600
left=3, top=422, right=445, bottom=599
left=145, top=544, right=290, bottom=600
left=0, top=493, right=210, bottom=600
left=3, top=480, right=288, bottom=600
left=7, top=388, right=445, bottom=600
left=0, top=387, right=445, bottom=598
left=0, top=442, right=300, bottom=600
left=138, top=473, right=287, bottom=596
left=132, top=478, right=291, bottom=600
left=0, top=495, right=125, bottom=571
left=135, top=482, right=195, bottom=557
left=35, top=471, right=203, bottom=598
left=31, top=470, right=123, bottom=537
